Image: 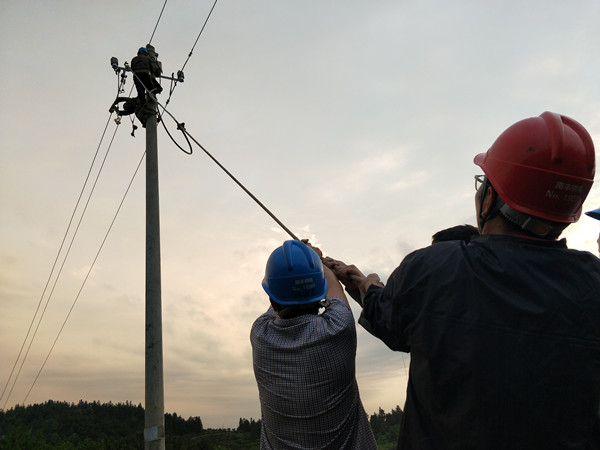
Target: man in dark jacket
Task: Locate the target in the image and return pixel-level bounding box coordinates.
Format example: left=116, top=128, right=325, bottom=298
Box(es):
left=325, top=112, right=600, bottom=449
left=130, top=47, right=162, bottom=106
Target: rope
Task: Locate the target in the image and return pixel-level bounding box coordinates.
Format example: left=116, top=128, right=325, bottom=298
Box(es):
left=131, top=71, right=298, bottom=240
left=179, top=123, right=299, bottom=240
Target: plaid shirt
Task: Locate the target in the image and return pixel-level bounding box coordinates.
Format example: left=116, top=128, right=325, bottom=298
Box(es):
left=251, top=297, right=377, bottom=449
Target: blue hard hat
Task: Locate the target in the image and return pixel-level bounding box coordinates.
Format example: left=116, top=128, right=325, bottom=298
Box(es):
left=138, top=47, right=148, bottom=54
left=585, top=207, right=600, bottom=220
left=262, top=240, right=328, bottom=305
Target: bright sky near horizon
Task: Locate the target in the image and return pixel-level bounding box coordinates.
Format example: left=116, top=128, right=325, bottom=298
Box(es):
left=2, top=0, right=600, bottom=429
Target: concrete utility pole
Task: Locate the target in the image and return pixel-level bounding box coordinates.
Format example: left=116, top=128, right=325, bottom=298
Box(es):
left=143, top=94, right=165, bottom=450
left=109, top=46, right=175, bottom=450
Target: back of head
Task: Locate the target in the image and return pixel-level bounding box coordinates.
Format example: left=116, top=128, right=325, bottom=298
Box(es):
left=262, top=240, right=328, bottom=306
left=474, top=112, right=595, bottom=236
left=138, top=47, right=148, bottom=55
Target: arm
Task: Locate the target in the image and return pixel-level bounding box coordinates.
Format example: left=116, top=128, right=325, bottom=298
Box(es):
left=300, top=239, right=349, bottom=305
left=322, top=256, right=406, bottom=350
left=323, top=265, right=349, bottom=306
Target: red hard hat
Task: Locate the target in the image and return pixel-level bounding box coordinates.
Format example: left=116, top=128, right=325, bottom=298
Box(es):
left=474, top=112, right=595, bottom=223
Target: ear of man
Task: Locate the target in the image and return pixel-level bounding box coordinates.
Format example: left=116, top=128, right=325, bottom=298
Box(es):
left=480, top=185, right=497, bottom=220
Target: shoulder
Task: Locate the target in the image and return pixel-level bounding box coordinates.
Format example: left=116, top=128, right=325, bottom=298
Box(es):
left=317, top=297, right=355, bottom=335
left=324, top=296, right=353, bottom=318
left=251, top=307, right=276, bottom=333
left=394, top=240, right=466, bottom=275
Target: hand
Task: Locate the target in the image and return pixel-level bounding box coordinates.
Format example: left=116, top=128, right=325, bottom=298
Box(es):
left=301, top=239, right=323, bottom=257
left=322, top=257, right=362, bottom=284
left=320, top=257, right=362, bottom=302
left=360, top=273, right=385, bottom=292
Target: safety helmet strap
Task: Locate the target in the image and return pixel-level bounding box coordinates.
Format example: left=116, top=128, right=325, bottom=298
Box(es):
left=498, top=203, right=558, bottom=237
left=478, top=177, right=558, bottom=237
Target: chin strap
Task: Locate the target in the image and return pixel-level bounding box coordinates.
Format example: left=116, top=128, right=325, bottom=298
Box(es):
left=479, top=178, right=559, bottom=237
left=498, top=203, right=558, bottom=237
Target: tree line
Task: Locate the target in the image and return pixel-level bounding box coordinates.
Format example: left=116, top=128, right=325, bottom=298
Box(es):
left=0, top=400, right=403, bottom=449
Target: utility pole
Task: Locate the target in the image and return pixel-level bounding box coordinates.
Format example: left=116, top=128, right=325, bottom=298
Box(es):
left=144, top=93, right=165, bottom=450
left=110, top=45, right=182, bottom=450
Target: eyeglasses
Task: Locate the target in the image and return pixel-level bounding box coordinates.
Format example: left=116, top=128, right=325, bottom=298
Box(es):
left=474, top=174, right=486, bottom=191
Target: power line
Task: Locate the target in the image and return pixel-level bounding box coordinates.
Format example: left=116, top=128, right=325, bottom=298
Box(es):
left=22, top=150, right=147, bottom=405
left=161, top=0, right=219, bottom=109
left=148, top=0, right=168, bottom=45
left=3, top=121, right=121, bottom=409
left=0, top=115, right=116, bottom=408
left=3, top=0, right=180, bottom=409
left=180, top=0, right=218, bottom=73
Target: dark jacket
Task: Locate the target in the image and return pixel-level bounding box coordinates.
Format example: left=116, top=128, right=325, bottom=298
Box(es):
left=362, top=234, right=600, bottom=449
left=131, top=53, right=161, bottom=77
left=131, top=53, right=152, bottom=73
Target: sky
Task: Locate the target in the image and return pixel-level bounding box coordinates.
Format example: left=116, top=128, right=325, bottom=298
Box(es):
left=2, top=0, right=600, bottom=430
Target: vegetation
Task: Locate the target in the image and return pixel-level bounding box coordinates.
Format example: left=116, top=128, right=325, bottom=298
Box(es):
left=370, top=405, right=404, bottom=450
left=0, top=400, right=402, bottom=449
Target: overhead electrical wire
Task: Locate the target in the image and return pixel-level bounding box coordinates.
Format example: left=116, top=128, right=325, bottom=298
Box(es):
left=2, top=0, right=175, bottom=408
left=13, top=124, right=123, bottom=406
left=2, top=0, right=176, bottom=409
left=2, top=70, right=133, bottom=407
left=180, top=0, right=218, bottom=73
left=0, top=115, right=117, bottom=408
left=161, top=0, right=218, bottom=110
left=148, top=0, right=168, bottom=46
left=21, top=150, right=147, bottom=405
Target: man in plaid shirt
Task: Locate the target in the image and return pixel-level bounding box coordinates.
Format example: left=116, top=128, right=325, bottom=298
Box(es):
left=251, top=240, right=376, bottom=449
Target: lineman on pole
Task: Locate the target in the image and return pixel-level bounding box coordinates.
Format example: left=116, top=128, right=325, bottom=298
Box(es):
left=131, top=46, right=163, bottom=106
